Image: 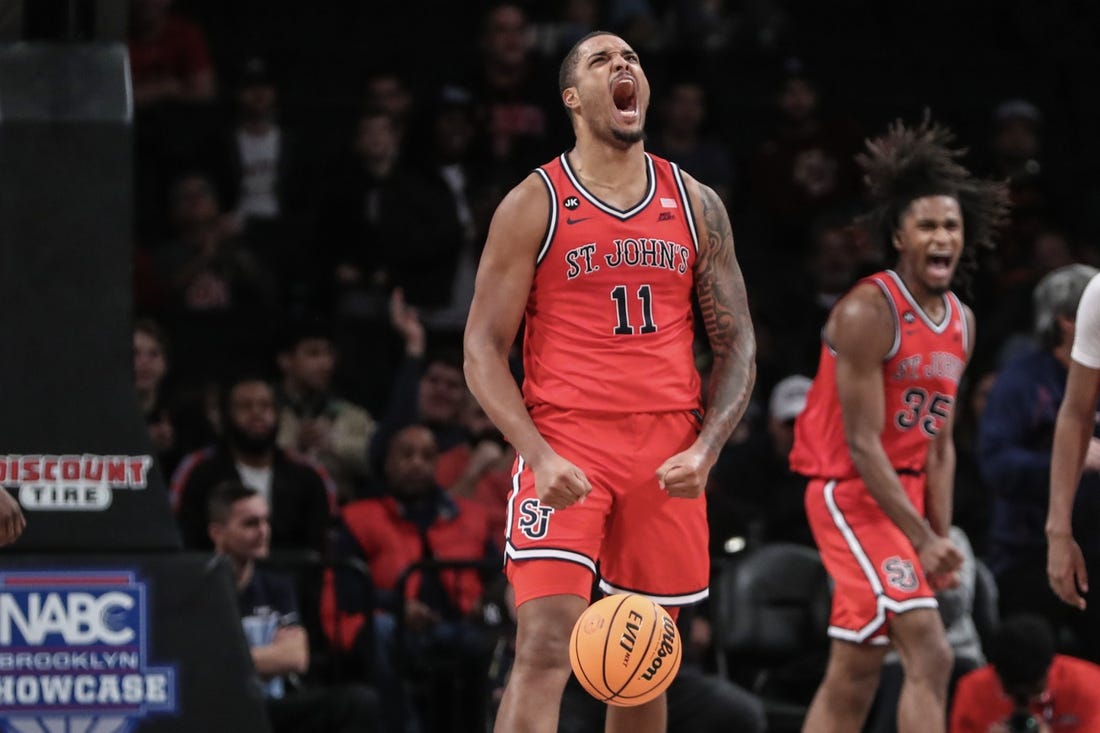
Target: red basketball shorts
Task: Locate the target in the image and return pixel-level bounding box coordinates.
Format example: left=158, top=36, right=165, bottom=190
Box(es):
left=505, top=407, right=710, bottom=609
left=804, top=475, right=937, bottom=645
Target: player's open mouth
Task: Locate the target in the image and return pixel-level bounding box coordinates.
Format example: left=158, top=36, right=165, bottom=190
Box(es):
left=927, top=253, right=954, bottom=278
left=611, top=76, right=638, bottom=121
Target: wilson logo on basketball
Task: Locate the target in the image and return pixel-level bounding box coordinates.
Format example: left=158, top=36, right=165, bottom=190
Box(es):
left=640, top=614, right=677, bottom=681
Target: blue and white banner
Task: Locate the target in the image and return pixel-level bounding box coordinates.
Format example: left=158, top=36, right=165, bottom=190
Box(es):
left=0, top=570, right=177, bottom=733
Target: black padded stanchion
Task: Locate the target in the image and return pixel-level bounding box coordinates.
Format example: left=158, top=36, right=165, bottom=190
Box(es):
left=0, top=30, right=270, bottom=733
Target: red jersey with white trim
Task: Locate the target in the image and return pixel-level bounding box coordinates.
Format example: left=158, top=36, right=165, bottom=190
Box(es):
left=522, top=152, right=702, bottom=413
left=790, top=270, right=969, bottom=480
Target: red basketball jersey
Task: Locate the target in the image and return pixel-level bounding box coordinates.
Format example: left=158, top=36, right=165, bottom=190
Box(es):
left=522, top=152, right=702, bottom=413
left=790, top=270, right=969, bottom=480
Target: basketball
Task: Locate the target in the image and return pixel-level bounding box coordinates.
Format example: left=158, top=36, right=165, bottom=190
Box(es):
left=568, top=593, right=682, bottom=707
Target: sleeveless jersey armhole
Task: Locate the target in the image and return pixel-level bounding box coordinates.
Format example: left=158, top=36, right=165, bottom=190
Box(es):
left=532, top=167, right=558, bottom=266
left=871, top=278, right=902, bottom=361
left=669, top=162, right=700, bottom=254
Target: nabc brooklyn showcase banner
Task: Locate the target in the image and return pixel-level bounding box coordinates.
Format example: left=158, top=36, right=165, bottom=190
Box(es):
left=0, top=554, right=270, bottom=733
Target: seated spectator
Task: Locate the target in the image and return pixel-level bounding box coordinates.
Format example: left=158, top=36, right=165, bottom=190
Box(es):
left=648, top=78, right=733, bottom=205
left=150, top=171, right=278, bottom=380
left=978, top=264, right=1100, bottom=663
left=368, top=291, right=469, bottom=475
left=950, top=614, right=1100, bottom=732
left=364, top=70, right=416, bottom=145
left=748, top=58, right=863, bottom=253
left=320, top=109, right=463, bottom=318
left=979, top=99, right=1058, bottom=274
left=323, top=424, right=498, bottom=733
left=127, top=0, right=215, bottom=108
left=708, top=375, right=814, bottom=550
left=212, top=56, right=310, bottom=305
left=171, top=374, right=334, bottom=552
left=221, top=57, right=300, bottom=229
left=760, top=212, right=865, bottom=379
left=133, top=317, right=180, bottom=476
left=468, top=2, right=567, bottom=178
left=151, top=172, right=276, bottom=316
left=275, top=318, right=376, bottom=504
left=412, top=85, right=496, bottom=336
left=208, top=480, right=379, bottom=733
left=435, top=391, right=514, bottom=541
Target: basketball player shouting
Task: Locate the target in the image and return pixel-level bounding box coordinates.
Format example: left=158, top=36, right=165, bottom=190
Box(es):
left=790, top=118, right=1008, bottom=733
left=464, top=31, right=756, bottom=733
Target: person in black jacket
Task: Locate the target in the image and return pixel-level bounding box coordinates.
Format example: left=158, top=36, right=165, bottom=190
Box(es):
left=171, top=373, right=334, bottom=552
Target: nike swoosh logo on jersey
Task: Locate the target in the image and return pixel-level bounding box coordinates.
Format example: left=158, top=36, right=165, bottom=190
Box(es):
left=566, top=216, right=592, bottom=225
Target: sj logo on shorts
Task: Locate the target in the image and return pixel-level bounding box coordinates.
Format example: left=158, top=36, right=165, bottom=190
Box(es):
left=518, top=498, right=554, bottom=539
left=882, top=556, right=919, bottom=592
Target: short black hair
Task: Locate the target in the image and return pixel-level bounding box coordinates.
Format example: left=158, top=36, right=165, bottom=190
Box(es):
left=987, top=614, right=1056, bottom=698
left=277, top=316, right=335, bottom=355
left=425, top=345, right=465, bottom=375
left=558, top=30, right=618, bottom=94
left=207, top=480, right=259, bottom=525
left=134, top=317, right=170, bottom=361
left=218, top=372, right=275, bottom=420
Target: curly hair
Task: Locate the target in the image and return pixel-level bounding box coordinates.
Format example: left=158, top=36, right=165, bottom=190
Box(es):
left=857, top=114, right=1010, bottom=294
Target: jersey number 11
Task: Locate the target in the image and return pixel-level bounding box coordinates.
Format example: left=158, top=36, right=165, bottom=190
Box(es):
left=610, top=284, right=657, bottom=335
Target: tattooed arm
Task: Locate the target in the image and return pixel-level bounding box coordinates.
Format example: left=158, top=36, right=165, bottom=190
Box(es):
left=655, top=177, right=756, bottom=498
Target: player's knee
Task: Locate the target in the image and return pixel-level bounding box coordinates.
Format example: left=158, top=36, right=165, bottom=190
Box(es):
left=513, top=618, right=575, bottom=673
left=904, top=634, right=952, bottom=688
left=840, top=659, right=883, bottom=693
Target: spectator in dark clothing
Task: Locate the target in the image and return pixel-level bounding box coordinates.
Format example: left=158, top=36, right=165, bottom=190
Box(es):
left=127, top=0, right=221, bottom=242
left=709, top=375, right=815, bottom=550
left=367, top=292, right=469, bottom=481
left=134, top=318, right=182, bottom=477
left=217, top=55, right=306, bottom=290
left=978, top=264, right=1100, bottom=662
left=151, top=172, right=276, bottom=314
left=748, top=58, right=863, bottom=254
left=468, top=3, right=568, bottom=180
left=952, top=368, right=999, bottom=559
left=208, top=480, right=379, bottom=733
left=759, top=211, right=864, bottom=380
left=648, top=78, right=734, bottom=204
left=980, top=100, right=1058, bottom=275
left=171, top=375, right=334, bottom=552
left=150, top=172, right=278, bottom=381
left=364, top=71, right=417, bottom=144
left=320, top=108, right=464, bottom=317
left=410, top=85, right=498, bottom=336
